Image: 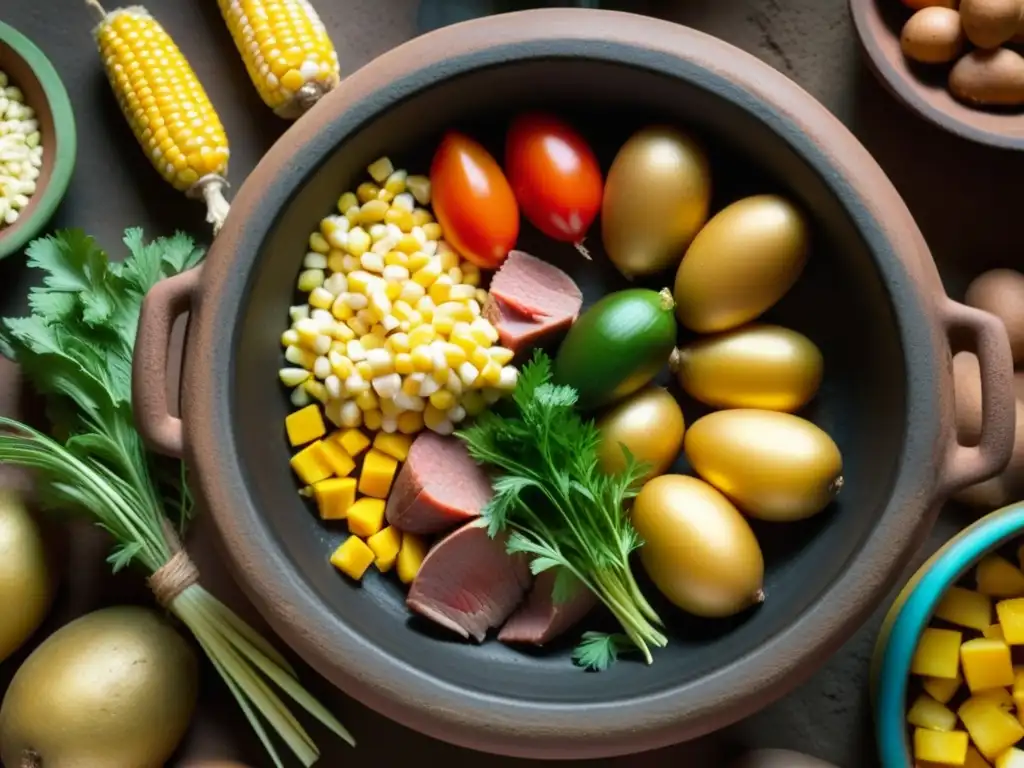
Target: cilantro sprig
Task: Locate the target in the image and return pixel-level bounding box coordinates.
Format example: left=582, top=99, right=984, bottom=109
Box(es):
left=457, top=350, right=667, bottom=670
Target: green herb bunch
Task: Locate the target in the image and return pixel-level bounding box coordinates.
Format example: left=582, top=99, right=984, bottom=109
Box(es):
left=0, top=229, right=352, bottom=767
left=457, top=350, right=667, bottom=670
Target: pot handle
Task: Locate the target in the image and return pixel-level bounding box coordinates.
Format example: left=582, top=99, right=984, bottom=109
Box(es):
left=132, top=266, right=202, bottom=459
left=937, top=298, right=1016, bottom=497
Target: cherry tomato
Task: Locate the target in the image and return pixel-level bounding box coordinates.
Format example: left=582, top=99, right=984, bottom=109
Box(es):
left=505, top=113, right=603, bottom=243
left=430, top=131, right=519, bottom=269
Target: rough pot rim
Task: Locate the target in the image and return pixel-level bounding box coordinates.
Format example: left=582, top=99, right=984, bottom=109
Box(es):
left=157, top=9, right=1013, bottom=759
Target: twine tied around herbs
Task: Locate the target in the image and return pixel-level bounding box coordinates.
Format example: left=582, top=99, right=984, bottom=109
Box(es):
left=147, top=521, right=200, bottom=608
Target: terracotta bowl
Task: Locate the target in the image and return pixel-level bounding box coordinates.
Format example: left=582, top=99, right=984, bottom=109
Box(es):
left=0, top=21, right=76, bottom=260
left=133, top=9, right=1017, bottom=759
left=849, top=0, right=1024, bottom=150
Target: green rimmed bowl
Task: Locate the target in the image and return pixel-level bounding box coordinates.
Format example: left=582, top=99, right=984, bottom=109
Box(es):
left=0, top=20, right=76, bottom=260
left=873, top=504, right=1024, bottom=766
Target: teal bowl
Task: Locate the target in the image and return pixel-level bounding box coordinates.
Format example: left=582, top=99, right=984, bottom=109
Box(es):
left=873, top=504, right=1024, bottom=766
left=0, top=20, right=76, bottom=260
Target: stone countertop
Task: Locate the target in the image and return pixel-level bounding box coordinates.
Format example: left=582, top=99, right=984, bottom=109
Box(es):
left=3, top=1, right=1022, bottom=766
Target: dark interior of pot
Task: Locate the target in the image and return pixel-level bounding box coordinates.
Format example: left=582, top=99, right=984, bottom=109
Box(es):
left=230, top=57, right=907, bottom=701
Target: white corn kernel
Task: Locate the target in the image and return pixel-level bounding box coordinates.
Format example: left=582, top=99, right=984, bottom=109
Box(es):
left=372, top=372, right=402, bottom=399
left=450, top=284, right=476, bottom=301
left=386, top=223, right=404, bottom=240
left=312, top=334, right=332, bottom=356
left=422, top=240, right=438, bottom=257
left=327, top=230, right=349, bottom=251
left=430, top=418, right=454, bottom=436
left=382, top=315, right=401, bottom=332
left=325, top=375, right=343, bottom=399
left=311, top=309, right=334, bottom=327
left=278, top=368, right=310, bottom=387
left=323, top=399, right=343, bottom=427
left=369, top=291, right=392, bottom=318
left=447, top=405, right=466, bottom=423
left=498, top=366, right=518, bottom=391
left=468, top=299, right=482, bottom=317
left=285, top=345, right=316, bottom=368
left=384, top=169, right=408, bottom=193
left=343, top=292, right=369, bottom=310
left=361, top=251, right=385, bottom=273
left=367, top=157, right=394, bottom=183
left=323, top=273, right=348, bottom=295
left=394, top=392, right=426, bottom=412
left=382, top=265, right=410, bottom=283
left=346, top=340, right=367, bottom=361
left=313, top=356, right=331, bottom=380
left=303, top=251, right=328, bottom=269
left=393, top=191, right=416, bottom=212
left=342, top=254, right=360, bottom=272
left=297, top=269, right=325, bottom=293
left=445, top=370, right=463, bottom=396
left=281, top=329, right=300, bottom=347
left=458, top=362, right=479, bottom=387
left=411, top=225, right=427, bottom=245
left=369, top=223, right=388, bottom=242
left=290, top=386, right=311, bottom=407
left=406, top=176, right=431, bottom=205
left=309, top=286, right=334, bottom=309
left=381, top=416, right=398, bottom=434
left=417, top=374, right=441, bottom=397
left=340, top=400, right=363, bottom=427
left=366, top=348, right=394, bottom=375
left=289, top=304, right=310, bottom=323
left=398, top=280, right=426, bottom=303
left=346, top=373, right=370, bottom=394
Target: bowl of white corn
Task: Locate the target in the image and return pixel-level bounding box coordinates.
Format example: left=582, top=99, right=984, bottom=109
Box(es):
left=0, top=20, right=76, bottom=260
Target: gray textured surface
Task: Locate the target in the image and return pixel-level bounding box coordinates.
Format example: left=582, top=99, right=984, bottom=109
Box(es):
left=0, top=0, right=1018, bottom=766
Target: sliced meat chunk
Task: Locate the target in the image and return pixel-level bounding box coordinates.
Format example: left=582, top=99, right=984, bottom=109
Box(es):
left=407, top=521, right=532, bottom=642
left=385, top=432, right=491, bottom=535
left=483, top=250, right=583, bottom=353
left=498, top=569, right=598, bottom=646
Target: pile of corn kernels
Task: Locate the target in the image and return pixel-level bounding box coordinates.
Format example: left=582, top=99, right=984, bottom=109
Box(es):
left=0, top=72, right=43, bottom=228
left=278, top=156, right=518, bottom=438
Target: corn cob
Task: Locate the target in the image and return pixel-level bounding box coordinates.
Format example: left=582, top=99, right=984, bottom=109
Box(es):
left=86, top=1, right=232, bottom=233
left=217, top=0, right=340, bottom=119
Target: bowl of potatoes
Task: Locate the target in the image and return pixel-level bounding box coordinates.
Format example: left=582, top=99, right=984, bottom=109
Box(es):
left=875, top=504, right=1024, bottom=766
left=850, top=0, right=1024, bottom=150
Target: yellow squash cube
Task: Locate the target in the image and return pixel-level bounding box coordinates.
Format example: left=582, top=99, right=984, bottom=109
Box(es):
left=937, top=587, right=993, bottom=632
left=959, top=696, right=1024, bottom=760
left=397, top=532, right=427, bottom=585
left=359, top=449, right=399, bottom=499
left=975, top=687, right=1014, bottom=711
left=285, top=404, right=326, bottom=446
left=924, top=674, right=964, bottom=705
left=318, top=440, right=356, bottom=478
left=967, top=747, right=994, bottom=768
left=986, top=625, right=1007, bottom=642
left=367, top=525, right=402, bottom=572
left=313, top=477, right=357, bottom=520
left=997, top=599, right=1024, bottom=645
left=914, top=728, right=969, bottom=766
left=330, top=536, right=376, bottom=581
left=335, top=428, right=371, bottom=457
left=978, top=555, right=1024, bottom=598
left=289, top=441, right=333, bottom=485
left=909, top=694, right=959, bottom=731
left=996, top=747, right=1024, bottom=768
left=347, top=498, right=387, bottom=538
left=373, top=432, right=413, bottom=462
left=1013, top=669, right=1024, bottom=708
left=962, top=638, right=1015, bottom=692
left=914, top=629, right=964, bottom=679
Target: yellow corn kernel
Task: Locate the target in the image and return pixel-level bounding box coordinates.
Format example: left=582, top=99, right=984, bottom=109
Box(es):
left=355, top=361, right=374, bottom=380
left=356, top=182, right=380, bottom=203
left=367, top=525, right=402, bottom=572
left=363, top=409, right=383, bottom=431
left=385, top=281, right=402, bottom=301
left=355, top=390, right=380, bottom=412
left=360, top=199, right=389, bottom=224
left=908, top=694, right=958, bottom=732
left=997, top=598, right=1024, bottom=644
left=347, top=497, right=387, bottom=538
left=428, top=389, right=456, bottom=412
left=408, top=324, right=435, bottom=349
left=924, top=674, right=964, bottom=705
left=470, top=346, right=491, bottom=371
left=359, top=449, right=398, bottom=499
left=343, top=205, right=361, bottom=225
left=449, top=329, right=477, bottom=356
left=384, top=249, right=410, bottom=267
left=978, top=556, right=1024, bottom=598
left=913, top=728, right=969, bottom=766
left=360, top=334, right=386, bottom=352
left=479, top=359, right=503, bottom=387
left=937, top=587, right=993, bottom=632
left=366, top=157, right=394, bottom=183
left=423, top=403, right=450, bottom=433
left=347, top=227, right=371, bottom=256
left=913, top=628, right=963, bottom=679
left=313, top=477, right=357, bottom=520
left=488, top=346, right=515, bottom=366
left=385, top=208, right=414, bottom=231
left=303, top=379, right=328, bottom=403
left=285, top=404, right=326, bottom=446
left=461, top=261, right=481, bottom=286
left=330, top=535, right=376, bottom=581
left=337, top=191, right=358, bottom=214
left=379, top=397, right=401, bottom=418
left=308, top=287, right=333, bottom=310
left=331, top=296, right=355, bottom=321
left=407, top=252, right=431, bottom=272
left=397, top=532, right=427, bottom=584
left=329, top=352, right=354, bottom=381
left=432, top=315, right=455, bottom=337
left=429, top=276, right=453, bottom=304
left=440, top=343, right=467, bottom=369
left=394, top=353, right=414, bottom=375
left=396, top=410, right=424, bottom=435
left=373, top=432, right=413, bottom=462
left=421, top=222, right=443, bottom=242
left=467, top=325, right=492, bottom=348
left=960, top=696, right=1024, bottom=760
left=410, top=205, right=433, bottom=225
left=411, top=347, right=434, bottom=373
left=289, top=441, right=333, bottom=485
left=392, top=300, right=415, bottom=323
left=297, top=269, right=325, bottom=293
left=308, top=232, right=329, bottom=254
left=318, top=440, right=356, bottom=478
left=412, top=259, right=443, bottom=287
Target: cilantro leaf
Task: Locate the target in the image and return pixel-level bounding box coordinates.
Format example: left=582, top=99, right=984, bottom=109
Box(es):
left=572, top=632, right=635, bottom=672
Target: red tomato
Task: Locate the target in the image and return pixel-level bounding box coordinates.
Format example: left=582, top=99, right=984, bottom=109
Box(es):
left=430, top=131, right=519, bottom=269
left=505, top=113, right=603, bottom=243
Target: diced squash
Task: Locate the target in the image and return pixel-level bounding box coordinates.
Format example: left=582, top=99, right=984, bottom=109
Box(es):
left=1013, top=669, right=1024, bottom=708
left=908, top=694, right=959, bottom=731
left=367, top=525, right=402, bottom=572
left=925, top=674, right=964, bottom=705
left=986, top=625, right=1007, bottom=642
left=914, top=728, right=969, bottom=765
left=347, top=498, right=386, bottom=538
left=330, top=535, right=376, bottom=580
left=995, top=747, right=1024, bottom=768
left=313, top=477, right=357, bottom=520
left=937, top=587, right=993, bottom=632
left=959, top=696, right=1024, bottom=760
left=962, top=638, right=1015, bottom=692
left=978, top=556, right=1024, bottom=598
left=285, top=404, right=326, bottom=446
left=997, top=599, right=1024, bottom=645
left=397, top=532, right=427, bottom=584
left=914, top=629, right=964, bottom=679
left=335, top=428, right=371, bottom=457
left=289, top=441, right=333, bottom=485
left=974, top=687, right=1014, bottom=713
left=318, top=440, right=356, bottom=478
left=373, top=432, right=413, bottom=462
left=359, top=449, right=398, bottom=498
left=967, top=746, right=993, bottom=768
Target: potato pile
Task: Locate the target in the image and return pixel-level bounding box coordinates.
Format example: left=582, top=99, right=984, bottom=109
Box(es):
left=907, top=551, right=1024, bottom=766
left=899, top=0, right=1024, bottom=108
left=954, top=268, right=1024, bottom=510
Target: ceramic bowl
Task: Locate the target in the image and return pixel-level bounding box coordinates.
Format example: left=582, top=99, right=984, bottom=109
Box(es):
left=849, top=0, right=1024, bottom=151
left=0, top=20, right=76, bottom=260
left=132, top=9, right=1017, bottom=759
left=874, top=504, right=1024, bottom=766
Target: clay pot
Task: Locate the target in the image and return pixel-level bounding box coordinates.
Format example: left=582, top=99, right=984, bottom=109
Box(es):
left=132, top=8, right=1015, bottom=760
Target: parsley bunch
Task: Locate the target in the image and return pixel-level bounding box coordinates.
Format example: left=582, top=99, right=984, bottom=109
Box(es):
left=0, top=229, right=352, bottom=767
left=457, top=350, right=667, bottom=670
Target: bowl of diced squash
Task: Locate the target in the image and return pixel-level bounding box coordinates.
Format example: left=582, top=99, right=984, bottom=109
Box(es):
left=875, top=504, right=1024, bottom=767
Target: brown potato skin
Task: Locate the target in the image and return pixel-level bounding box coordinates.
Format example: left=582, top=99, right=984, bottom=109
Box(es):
left=901, top=7, right=966, bottom=63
